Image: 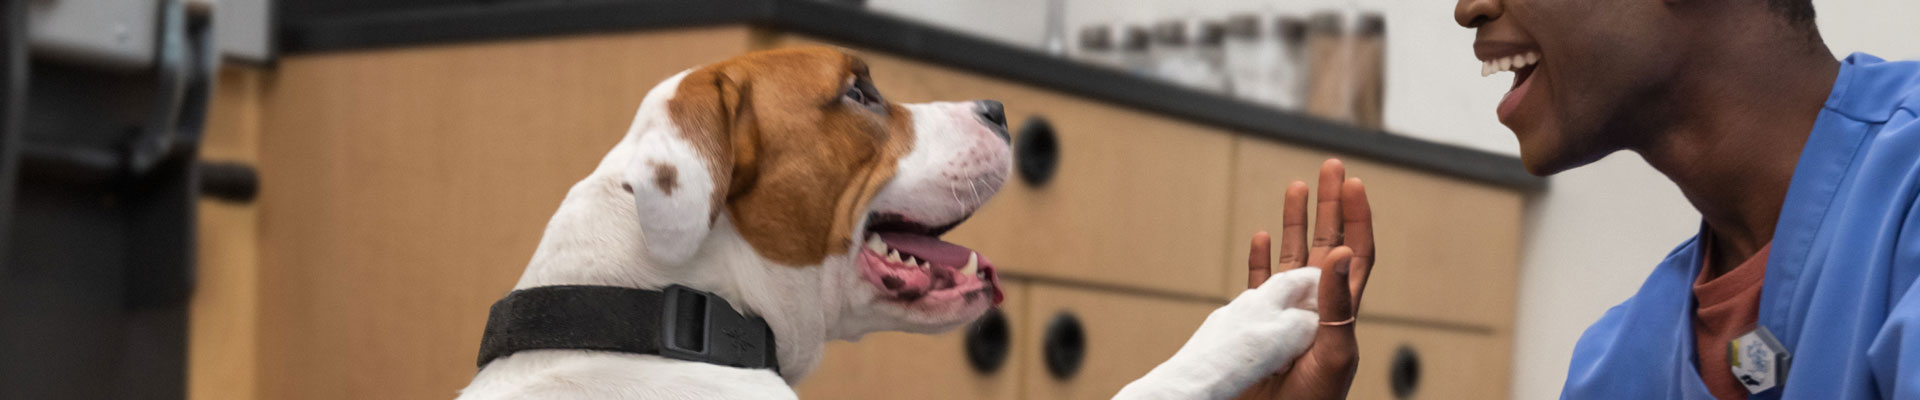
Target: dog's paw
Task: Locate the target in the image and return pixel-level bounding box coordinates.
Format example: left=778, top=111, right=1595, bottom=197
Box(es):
left=1187, top=267, right=1321, bottom=371
left=1114, top=268, right=1321, bottom=400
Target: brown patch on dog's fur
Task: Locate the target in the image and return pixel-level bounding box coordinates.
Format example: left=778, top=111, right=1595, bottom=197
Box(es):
left=664, top=47, right=917, bottom=266
left=650, top=163, right=679, bottom=196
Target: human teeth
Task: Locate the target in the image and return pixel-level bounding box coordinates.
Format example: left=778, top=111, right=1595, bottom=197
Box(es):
left=1482, top=52, right=1542, bottom=76
left=866, top=234, right=887, bottom=253
left=960, top=253, right=979, bottom=277
left=1513, top=53, right=1538, bottom=69
left=887, top=250, right=901, bottom=263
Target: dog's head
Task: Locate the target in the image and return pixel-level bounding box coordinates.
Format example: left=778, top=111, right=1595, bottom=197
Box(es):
left=623, top=47, right=1010, bottom=336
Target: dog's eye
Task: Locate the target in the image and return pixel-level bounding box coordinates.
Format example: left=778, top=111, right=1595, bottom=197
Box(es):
left=843, top=86, right=867, bottom=104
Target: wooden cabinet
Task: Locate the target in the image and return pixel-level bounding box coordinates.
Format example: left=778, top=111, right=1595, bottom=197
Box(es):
left=191, top=68, right=267, bottom=400
left=1019, top=285, right=1220, bottom=400
left=794, top=282, right=1029, bottom=400
left=798, top=280, right=1224, bottom=400
left=1351, top=324, right=1512, bottom=400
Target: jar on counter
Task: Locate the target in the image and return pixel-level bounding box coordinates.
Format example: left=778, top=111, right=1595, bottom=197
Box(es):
left=1351, top=13, right=1386, bottom=129
left=1119, top=25, right=1154, bottom=78
left=1149, top=20, right=1189, bottom=84
left=1151, top=19, right=1228, bottom=93
left=1223, top=14, right=1304, bottom=108
left=1302, top=12, right=1353, bottom=123
left=1075, top=24, right=1121, bottom=70
left=1192, top=20, right=1232, bottom=93
left=1276, top=16, right=1309, bottom=110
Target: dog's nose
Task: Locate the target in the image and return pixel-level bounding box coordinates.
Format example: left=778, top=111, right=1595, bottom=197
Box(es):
left=974, top=100, right=1010, bottom=143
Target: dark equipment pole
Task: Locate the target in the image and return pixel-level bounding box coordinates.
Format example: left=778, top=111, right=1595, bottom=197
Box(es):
left=0, top=0, right=236, bottom=398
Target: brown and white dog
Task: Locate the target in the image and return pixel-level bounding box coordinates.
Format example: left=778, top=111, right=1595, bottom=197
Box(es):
left=457, top=48, right=1324, bottom=399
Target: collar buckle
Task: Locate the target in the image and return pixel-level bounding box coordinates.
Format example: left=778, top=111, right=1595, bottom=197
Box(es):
left=658, top=285, right=779, bottom=372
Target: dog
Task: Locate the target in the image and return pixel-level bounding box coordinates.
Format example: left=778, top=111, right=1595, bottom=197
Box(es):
left=457, top=47, right=1323, bottom=400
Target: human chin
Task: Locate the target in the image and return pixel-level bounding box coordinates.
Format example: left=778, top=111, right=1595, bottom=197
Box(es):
left=1516, top=117, right=1621, bottom=176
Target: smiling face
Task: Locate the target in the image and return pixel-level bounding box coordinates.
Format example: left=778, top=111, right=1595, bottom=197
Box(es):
left=624, top=47, right=1012, bottom=335
left=1456, top=0, right=1689, bottom=174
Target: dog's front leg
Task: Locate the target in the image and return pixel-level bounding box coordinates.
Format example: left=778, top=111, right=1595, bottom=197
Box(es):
left=1112, top=267, right=1321, bottom=400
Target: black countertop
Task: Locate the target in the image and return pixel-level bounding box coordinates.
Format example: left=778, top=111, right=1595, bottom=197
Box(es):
left=279, top=0, right=1545, bottom=191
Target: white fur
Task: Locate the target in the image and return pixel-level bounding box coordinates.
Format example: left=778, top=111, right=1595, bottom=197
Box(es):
left=866, top=103, right=1013, bottom=228
left=623, top=70, right=717, bottom=266
left=1116, top=267, right=1323, bottom=400
left=461, top=67, right=1323, bottom=400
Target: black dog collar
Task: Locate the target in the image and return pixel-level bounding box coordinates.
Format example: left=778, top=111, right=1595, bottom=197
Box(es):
left=477, top=285, right=779, bottom=373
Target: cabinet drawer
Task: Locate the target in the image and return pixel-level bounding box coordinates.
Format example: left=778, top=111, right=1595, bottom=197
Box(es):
left=1020, top=284, right=1220, bottom=400
left=774, top=36, right=1237, bottom=298
left=1351, top=323, right=1512, bottom=400
left=795, top=282, right=1028, bottom=400
left=1226, top=137, right=1524, bottom=329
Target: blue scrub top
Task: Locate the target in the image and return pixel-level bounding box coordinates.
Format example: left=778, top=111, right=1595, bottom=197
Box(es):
left=1563, top=53, right=1920, bottom=399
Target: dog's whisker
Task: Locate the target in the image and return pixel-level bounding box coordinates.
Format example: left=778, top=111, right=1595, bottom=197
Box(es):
left=964, top=179, right=977, bottom=205
left=968, top=177, right=985, bottom=205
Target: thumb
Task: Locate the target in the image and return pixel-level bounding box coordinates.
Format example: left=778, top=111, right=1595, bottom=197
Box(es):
left=1316, top=247, right=1355, bottom=326
left=1311, top=247, right=1360, bottom=372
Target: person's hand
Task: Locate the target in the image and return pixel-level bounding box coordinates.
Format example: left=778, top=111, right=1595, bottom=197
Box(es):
left=1236, top=159, right=1375, bottom=400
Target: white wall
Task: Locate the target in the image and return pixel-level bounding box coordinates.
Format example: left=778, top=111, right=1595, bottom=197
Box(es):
left=865, top=0, right=1920, bottom=398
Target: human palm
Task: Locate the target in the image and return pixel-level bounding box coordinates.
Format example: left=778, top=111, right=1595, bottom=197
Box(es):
left=1236, top=159, right=1374, bottom=400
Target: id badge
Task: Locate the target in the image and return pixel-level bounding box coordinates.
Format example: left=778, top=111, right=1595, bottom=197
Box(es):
left=1728, top=325, right=1792, bottom=394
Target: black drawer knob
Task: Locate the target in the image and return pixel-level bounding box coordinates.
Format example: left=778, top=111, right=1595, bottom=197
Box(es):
left=1042, top=310, right=1085, bottom=380
left=964, top=307, right=1011, bottom=374
left=197, top=161, right=259, bottom=203
left=1390, top=344, right=1421, bottom=399
left=1014, top=116, right=1059, bottom=187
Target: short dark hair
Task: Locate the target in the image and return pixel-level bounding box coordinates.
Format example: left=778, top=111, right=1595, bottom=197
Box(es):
left=1768, top=0, right=1816, bottom=27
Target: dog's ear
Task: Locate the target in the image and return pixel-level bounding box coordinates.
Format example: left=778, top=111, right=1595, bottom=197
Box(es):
left=626, top=68, right=759, bottom=266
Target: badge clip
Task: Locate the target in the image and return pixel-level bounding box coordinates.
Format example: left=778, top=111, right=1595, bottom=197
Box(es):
left=1729, top=325, right=1791, bottom=394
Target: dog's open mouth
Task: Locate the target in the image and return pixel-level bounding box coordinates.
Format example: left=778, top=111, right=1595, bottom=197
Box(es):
left=857, top=213, right=1002, bottom=306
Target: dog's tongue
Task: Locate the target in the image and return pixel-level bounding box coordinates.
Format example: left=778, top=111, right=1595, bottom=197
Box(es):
left=876, top=232, right=1002, bottom=304
left=876, top=232, right=973, bottom=266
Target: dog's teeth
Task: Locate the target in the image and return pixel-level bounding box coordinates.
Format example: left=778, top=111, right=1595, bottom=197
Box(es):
left=887, top=250, right=901, bottom=263
left=865, top=235, right=887, bottom=253
left=905, top=256, right=918, bottom=266
left=919, top=261, right=931, bottom=270
left=960, top=252, right=979, bottom=277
